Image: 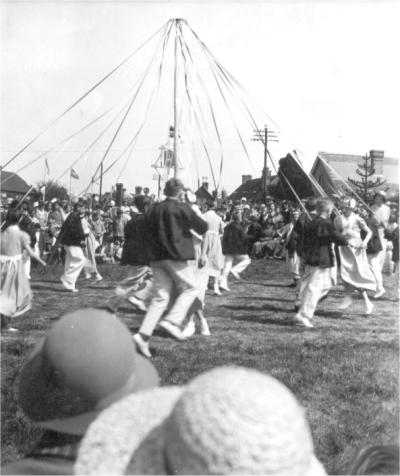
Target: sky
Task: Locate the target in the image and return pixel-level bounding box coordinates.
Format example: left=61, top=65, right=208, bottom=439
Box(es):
left=1, top=0, right=399, bottom=196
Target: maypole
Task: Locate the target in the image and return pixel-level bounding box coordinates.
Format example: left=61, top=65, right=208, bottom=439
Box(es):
left=173, top=19, right=181, bottom=178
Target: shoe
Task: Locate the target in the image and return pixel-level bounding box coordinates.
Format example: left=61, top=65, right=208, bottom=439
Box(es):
left=159, top=320, right=186, bottom=341
left=288, top=281, right=298, bottom=288
left=373, top=290, right=386, bottom=299
left=8, top=327, right=19, bottom=332
left=94, top=275, right=103, bottom=283
left=230, top=269, right=240, bottom=280
left=200, top=320, right=211, bottom=336
left=213, top=284, right=222, bottom=296
left=182, top=320, right=196, bottom=338
left=133, top=333, right=152, bottom=358
left=338, top=295, right=353, bottom=310
left=219, top=280, right=230, bottom=292
left=294, top=302, right=300, bottom=312
left=60, top=278, right=78, bottom=293
left=365, top=302, right=374, bottom=315
left=128, top=296, right=147, bottom=312
left=85, top=274, right=92, bottom=280
left=294, top=315, right=314, bottom=328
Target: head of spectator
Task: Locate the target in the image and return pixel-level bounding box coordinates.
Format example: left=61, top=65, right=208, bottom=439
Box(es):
left=143, top=187, right=150, bottom=196
left=75, top=366, right=325, bottom=475
left=291, top=209, right=301, bottom=222
left=134, top=195, right=152, bottom=214
left=92, top=212, right=99, bottom=221
left=38, top=200, right=45, bottom=210
left=116, top=208, right=123, bottom=217
left=305, top=197, right=317, bottom=214
left=33, top=222, right=41, bottom=231
left=164, top=178, right=185, bottom=199
left=232, top=209, right=242, bottom=223
left=373, top=191, right=387, bottom=206
left=348, top=445, right=399, bottom=475
left=17, top=308, right=158, bottom=437
left=33, top=201, right=39, bottom=210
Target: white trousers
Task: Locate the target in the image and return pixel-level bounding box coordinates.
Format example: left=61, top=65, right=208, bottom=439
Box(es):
left=286, top=252, right=300, bottom=281
left=222, top=254, right=251, bottom=279
left=297, top=266, right=333, bottom=320
left=139, top=260, right=198, bottom=337
left=61, top=246, right=85, bottom=288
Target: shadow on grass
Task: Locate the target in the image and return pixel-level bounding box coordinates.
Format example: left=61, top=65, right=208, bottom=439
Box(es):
left=240, top=296, right=294, bottom=304
left=245, top=281, right=290, bottom=288
left=228, top=313, right=296, bottom=327
left=222, top=303, right=292, bottom=313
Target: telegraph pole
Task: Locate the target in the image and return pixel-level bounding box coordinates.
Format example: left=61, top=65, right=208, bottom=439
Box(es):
left=252, top=125, right=279, bottom=203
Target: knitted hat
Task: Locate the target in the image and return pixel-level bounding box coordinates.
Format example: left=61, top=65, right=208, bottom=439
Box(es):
left=17, top=308, right=158, bottom=435
left=75, top=366, right=326, bottom=475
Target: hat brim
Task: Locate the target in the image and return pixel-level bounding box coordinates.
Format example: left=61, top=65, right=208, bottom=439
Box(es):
left=75, top=385, right=327, bottom=476
left=75, top=386, right=183, bottom=475
left=18, top=340, right=158, bottom=436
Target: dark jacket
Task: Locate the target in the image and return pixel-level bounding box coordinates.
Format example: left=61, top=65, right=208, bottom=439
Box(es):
left=286, top=226, right=298, bottom=257
left=222, top=222, right=249, bottom=255
left=293, top=212, right=314, bottom=258
left=303, top=216, right=348, bottom=268
left=59, top=212, right=85, bottom=247
left=146, top=199, right=208, bottom=261
left=121, top=214, right=150, bottom=266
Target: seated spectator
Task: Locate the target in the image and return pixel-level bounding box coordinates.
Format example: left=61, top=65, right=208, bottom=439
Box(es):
left=1, top=308, right=158, bottom=475
left=75, top=366, right=326, bottom=475
left=252, top=216, right=279, bottom=259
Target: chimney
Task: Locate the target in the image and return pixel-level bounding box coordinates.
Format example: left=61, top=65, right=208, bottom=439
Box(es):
left=370, top=150, right=384, bottom=175
left=202, top=177, right=209, bottom=190
left=242, top=174, right=252, bottom=184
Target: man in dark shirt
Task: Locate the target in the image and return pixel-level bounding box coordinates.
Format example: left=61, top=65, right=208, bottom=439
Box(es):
left=59, top=202, right=86, bottom=292
left=294, top=198, right=348, bottom=328
left=133, top=178, right=208, bottom=358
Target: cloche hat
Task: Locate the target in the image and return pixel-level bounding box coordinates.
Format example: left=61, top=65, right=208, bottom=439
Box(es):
left=17, top=308, right=158, bottom=435
left=75, top=366, right=326, bottom=475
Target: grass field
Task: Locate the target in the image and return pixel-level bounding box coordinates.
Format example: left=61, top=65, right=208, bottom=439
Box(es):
left=1, top=259, right=399, bottom=474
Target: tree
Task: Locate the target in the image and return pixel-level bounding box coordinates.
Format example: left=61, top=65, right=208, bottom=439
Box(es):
left=34, top=179, right=69, bottom=202
left=348, top=154, right=387, bottom=204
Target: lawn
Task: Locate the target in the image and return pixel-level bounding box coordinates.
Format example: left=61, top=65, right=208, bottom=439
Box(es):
left=1, top=259, right=399, bottom=474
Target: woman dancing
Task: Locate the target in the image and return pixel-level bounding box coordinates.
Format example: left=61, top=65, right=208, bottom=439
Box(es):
left=0, top=209, right=46, bottom=331
left=334, top=198, right=376, bottom=315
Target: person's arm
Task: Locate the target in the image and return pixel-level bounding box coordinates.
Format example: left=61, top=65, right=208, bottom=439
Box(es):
left=187, top=207, right=208, bottom=235
left=21, top=233, right=46, bottom=266
left=358, top=218, right=372, bottom=248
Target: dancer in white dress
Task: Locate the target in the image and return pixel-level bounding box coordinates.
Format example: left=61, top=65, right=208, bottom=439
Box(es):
left=334, top=198, right=376, bottom=314
left=201, top=202, right=225, bottom=295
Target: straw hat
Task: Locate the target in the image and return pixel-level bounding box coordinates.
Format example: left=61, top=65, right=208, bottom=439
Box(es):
left=75, top=366, right=326, bottom=475
left=341, top=197, right=357, bottom=210
left=17, top=308, right=158, bottom=435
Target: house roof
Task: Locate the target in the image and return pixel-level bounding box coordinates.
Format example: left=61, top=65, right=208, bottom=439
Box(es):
left=0, top=170, right=31, bottom=194
left=195, top=185, right=214, bottom=201
left=228, top=176, right=280, bottom=202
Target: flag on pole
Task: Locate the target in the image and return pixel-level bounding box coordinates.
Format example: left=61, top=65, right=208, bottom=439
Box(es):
left=70, top=168, right=79, bottom=180
left=45, top=157, right=50, bottom=176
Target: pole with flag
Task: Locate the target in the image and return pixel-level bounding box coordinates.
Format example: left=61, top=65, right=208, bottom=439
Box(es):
left=69, top=168, right=79, bottom=207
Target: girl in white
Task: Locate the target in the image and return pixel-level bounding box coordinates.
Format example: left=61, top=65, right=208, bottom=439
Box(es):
left=334, top=198, right=376, bottom=314
left=201, top=202, right=225, bottom=295
left=368, top=191, right=391, bottom=298
left=81, top=213, right=103, bottom=282
left=0, top=209, right=46, bottom=331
